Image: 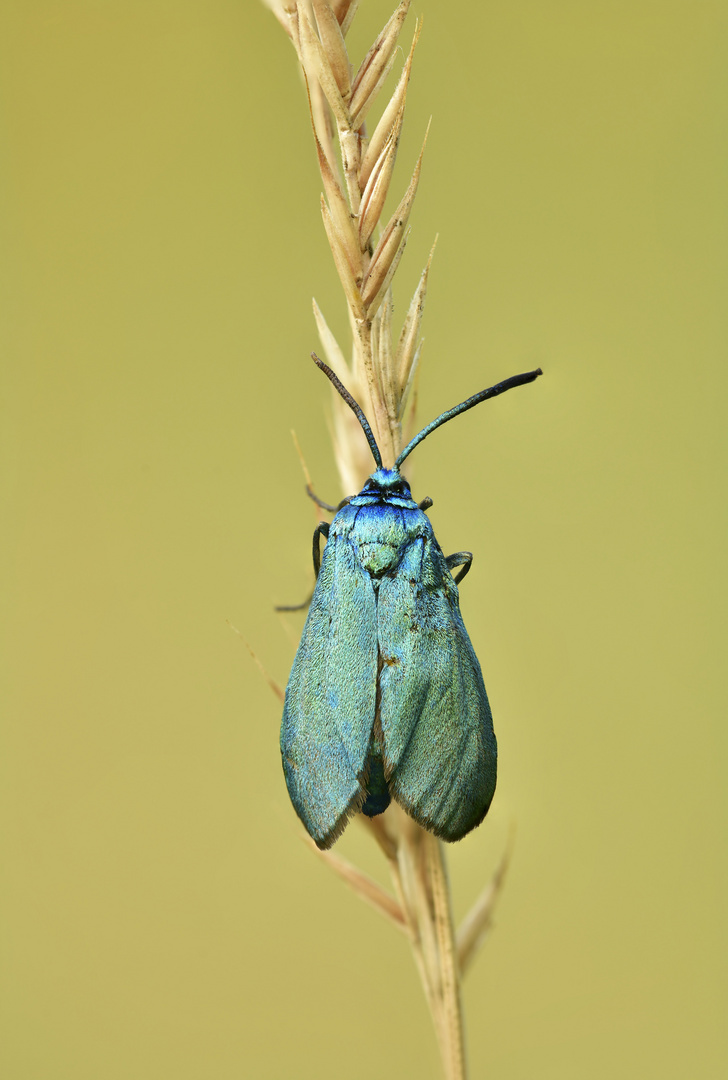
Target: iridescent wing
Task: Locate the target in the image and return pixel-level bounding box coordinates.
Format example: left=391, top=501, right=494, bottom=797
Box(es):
left=377, top=535, right=497, bottom=841
left=280, top=532, right=377, bottom=848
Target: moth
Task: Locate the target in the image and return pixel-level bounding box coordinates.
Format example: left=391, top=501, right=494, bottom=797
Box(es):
left=281, top=354, right=541, bottom=849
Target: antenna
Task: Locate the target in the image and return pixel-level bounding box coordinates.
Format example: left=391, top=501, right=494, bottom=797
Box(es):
left=311, top=353, right=383, bottom=470
left=395, top=368, right=543, bottom=468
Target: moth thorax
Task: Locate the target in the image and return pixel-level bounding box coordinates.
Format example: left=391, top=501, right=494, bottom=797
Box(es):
left=358, top=541, right=402, bottom=577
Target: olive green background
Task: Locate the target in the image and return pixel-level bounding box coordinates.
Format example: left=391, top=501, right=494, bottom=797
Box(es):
left=2, top=2, right=726, bottom=1077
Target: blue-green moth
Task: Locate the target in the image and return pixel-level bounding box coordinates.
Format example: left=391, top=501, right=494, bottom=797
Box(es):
left=281, top=354, right=542, bottom=849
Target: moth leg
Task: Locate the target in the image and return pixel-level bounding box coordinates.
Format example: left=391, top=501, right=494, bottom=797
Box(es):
left=418, top=496, right=433, bottom=512
left=274, top=522, right=330, bottom=611
left=313, top=522, right=330, bottom=577
left=446, top=550, right=473, bottom=584
left=275, top=592, right=313, bottom=613
left=306, top=484, right=351, bottom=513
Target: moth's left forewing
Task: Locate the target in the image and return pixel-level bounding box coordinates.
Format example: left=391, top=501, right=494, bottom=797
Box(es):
left=377, top=525, right=497, bottom=842
left=281, top=518, right=377, bottom=849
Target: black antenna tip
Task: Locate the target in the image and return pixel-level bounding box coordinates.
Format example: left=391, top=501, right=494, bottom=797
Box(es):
left=309, top=351, right=383, bottom=470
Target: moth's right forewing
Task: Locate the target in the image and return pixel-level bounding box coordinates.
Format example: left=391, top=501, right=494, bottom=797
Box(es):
left=377, top=533, right=497, bottom=842
left=280, top=526, right=377, bottom=848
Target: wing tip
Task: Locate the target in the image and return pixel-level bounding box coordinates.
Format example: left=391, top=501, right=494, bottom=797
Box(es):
left=388, top=778, right=496, bottom=843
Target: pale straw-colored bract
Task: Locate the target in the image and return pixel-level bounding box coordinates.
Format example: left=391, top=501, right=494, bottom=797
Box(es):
left=263, top=3, right=509, bottom=1076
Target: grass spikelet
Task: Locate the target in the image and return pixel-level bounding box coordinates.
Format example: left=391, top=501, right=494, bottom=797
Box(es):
left=263, top=4, right=512, bottom=1076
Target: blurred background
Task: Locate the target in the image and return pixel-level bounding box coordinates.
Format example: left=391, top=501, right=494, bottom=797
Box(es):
left=1, top=1, right=726, bottom=1077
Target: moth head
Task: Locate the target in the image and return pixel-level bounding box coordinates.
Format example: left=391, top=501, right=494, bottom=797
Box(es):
left=362, top=468, right=412, bottom=500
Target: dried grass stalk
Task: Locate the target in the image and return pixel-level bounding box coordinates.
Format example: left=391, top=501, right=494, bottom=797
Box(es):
left=263, top=3, right=511, bottom=1076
